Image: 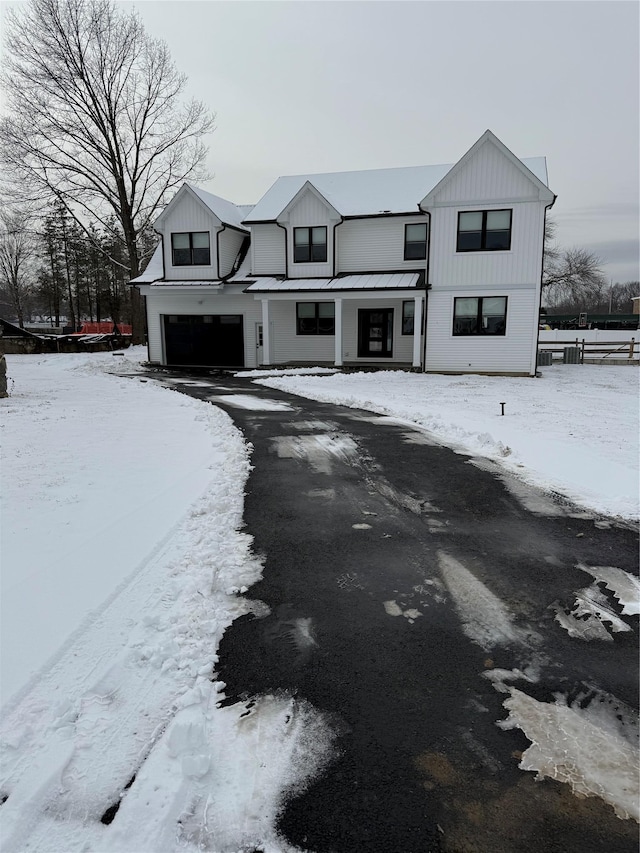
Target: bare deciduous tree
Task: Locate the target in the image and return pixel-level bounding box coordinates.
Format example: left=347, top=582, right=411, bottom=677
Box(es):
left=0, top=210, right=37, bottom=329
left=0, top=0, right=215, bottom=341
left=542, top=218, right=606, bottom=307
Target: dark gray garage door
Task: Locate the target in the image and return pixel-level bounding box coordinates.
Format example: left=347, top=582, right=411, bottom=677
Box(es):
left=163, top=314, right=244, bottom=367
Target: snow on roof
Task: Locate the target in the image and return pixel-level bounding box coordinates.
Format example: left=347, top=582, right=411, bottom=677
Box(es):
left=226, top=252, right=253, bottom=283
left=129, top=243, right=164, bottom=284
left=243, top=157, right=549, bottom=222
left=245, top=272, right=421, bottom=292
left=188, top=185, right=250, bottom=231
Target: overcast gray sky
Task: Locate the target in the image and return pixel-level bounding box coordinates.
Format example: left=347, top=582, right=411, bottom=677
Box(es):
left=5, top=0, right=638, bottom=283
left=128, top=0, right=638, bottom=284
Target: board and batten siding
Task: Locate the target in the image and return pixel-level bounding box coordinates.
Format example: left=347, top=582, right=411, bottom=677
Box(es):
left=336, top=216, right=429, bottom=273
left=342, top=299, right=418, bottom=364
left=430, top=142, right=540, bottom=205
left=284, top=189, right=338, bottom=278
left=264, top=297, right=421, bottom=365
left=145, top=287, right=263, bottom=368
left=425, top=289, right=537, bottom=375
left=429, top=202, right=545, bottom=288
left=251, top=224, right=286, bottom=274
left=161, top=194, right=220, bottom=281
left=218, top=229, right=247, bottom=278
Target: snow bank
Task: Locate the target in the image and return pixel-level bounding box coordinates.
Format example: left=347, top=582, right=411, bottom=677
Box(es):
left=1, top=349, right=338, bottom=852
left=252, top=366, right=639, bottom=520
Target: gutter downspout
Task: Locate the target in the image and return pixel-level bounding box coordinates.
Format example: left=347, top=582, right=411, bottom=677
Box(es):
left=535, top=196, right=557, bottom=376
left=332, top=216, right=344, bottom=278
left=216, top=224, right=226, bottom=280
left=275, top=220, right=289, bottom=278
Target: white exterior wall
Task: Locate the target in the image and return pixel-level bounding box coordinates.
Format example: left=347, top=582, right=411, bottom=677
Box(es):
left=161, top=194, right=220, bottom=280
left=429, top=202, right=545, bottom=287
left=431, top=141, right=539, bottom=204
left=218, top=229, right=247, bottom=278
left=145, top=285, right=263, bottom=368
left=284, top=189, right=338, bottom=278
left=425, top=288, right=537, bottom=374
left=251, top=224, right=286, bottom=274
left=342, top=299, right=418, bottom=364
left=262, top=297, right=421, bottom=365
left=423, top=141, right=548, bottom=376
left=336, top=216, right=429, bottom=273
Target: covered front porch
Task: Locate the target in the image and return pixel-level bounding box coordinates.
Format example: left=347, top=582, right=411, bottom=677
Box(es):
left=244, top=273, right=426, bottom=369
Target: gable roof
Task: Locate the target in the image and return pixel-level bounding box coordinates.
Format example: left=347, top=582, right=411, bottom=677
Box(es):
left=243, top=164, right=452, bottom=222
left=129, top=243, right=164, bottom=284
left=154, top=184, right=250, bottom=232
left=187, top=185, right=250, bottom=231
left=278, top=180, right=341, bottom=221
left=244, top=132, right=551, bottom=223
left=420, top=130, right=553, bottom=207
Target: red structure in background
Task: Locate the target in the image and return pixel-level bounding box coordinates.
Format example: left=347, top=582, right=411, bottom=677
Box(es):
left=78, top=322, right=132, bottom=335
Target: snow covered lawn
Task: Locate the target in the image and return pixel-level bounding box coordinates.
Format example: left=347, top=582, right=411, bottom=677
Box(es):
left=1, top=351, right=637, bottom=850
left=248, top=365, right=639, bottom=521
left=1, top=350, right=334, bottom=852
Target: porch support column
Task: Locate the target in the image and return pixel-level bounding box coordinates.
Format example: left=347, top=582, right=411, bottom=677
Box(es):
left=412, top=295, right=423, bottom=368
left=334, top=297, right=343, bottom=367
left=261, top=298, right=271, bottom=365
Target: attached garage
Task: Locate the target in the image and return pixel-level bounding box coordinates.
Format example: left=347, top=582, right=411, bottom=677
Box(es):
left=163, top=314, right=244, bottom=367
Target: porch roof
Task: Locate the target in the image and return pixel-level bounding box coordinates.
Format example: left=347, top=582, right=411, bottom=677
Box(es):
left=147, top=280, right=223, bottom=288
left=244, top=272, right=423, bottom=293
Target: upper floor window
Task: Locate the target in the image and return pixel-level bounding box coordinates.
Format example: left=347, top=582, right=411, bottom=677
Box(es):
left=453, top=296, right=507, bottom=336
left=296, top=302, right=335, bottom=335
left=172, top=232, right=210, bottom=266
left=404, top=223, right=427, bottom=260
left=457, top=210, right=512, bottom=252
left=294, top=227, right=327, bottom=263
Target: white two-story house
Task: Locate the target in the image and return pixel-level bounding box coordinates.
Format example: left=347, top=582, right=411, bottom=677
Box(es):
left=131, top=130, right=556, bottom=376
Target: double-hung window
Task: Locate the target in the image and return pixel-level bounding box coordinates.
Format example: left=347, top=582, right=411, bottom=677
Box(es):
left=171, top=232, right=210, bottom=266
left=453, top=296, right=507, bottom=336
left=294, top=227, right=327, bottom=263
left=404, top=223, right=427, bottom=260
left=296, top=302, right=335, bottom=335
left=456, top=210, right=512, bottom=252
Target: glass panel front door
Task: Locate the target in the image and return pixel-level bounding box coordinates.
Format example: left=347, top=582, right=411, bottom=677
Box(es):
left=358, top=309, right=394, bottom=358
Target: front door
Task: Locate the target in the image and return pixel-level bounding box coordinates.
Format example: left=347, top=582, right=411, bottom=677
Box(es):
left=358, top=308, right=394, bottom=358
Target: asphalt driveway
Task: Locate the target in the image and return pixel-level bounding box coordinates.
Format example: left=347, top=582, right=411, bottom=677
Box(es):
left=151, top=369, right=639, bottom=853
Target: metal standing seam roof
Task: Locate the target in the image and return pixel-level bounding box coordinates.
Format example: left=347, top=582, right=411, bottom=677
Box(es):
left=244, top=272, right=422, bottom=292
left=148, top=280, right=223, bottom=288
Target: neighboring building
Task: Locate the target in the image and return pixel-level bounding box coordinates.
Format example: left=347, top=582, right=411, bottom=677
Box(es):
left=131, top=130, right=556, bottom=376
left=632, top=296, right=640, bottom=315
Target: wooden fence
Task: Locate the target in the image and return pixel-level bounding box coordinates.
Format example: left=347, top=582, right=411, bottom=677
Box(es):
left=538, top=338, right=638, bottom=363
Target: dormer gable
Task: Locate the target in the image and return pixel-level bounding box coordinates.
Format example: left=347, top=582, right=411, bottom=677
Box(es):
left=154, top=184, right=249, bottom=233
left=276, top=181, right=342, bottom=225
left=420, top=130, right=555, bottom=208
